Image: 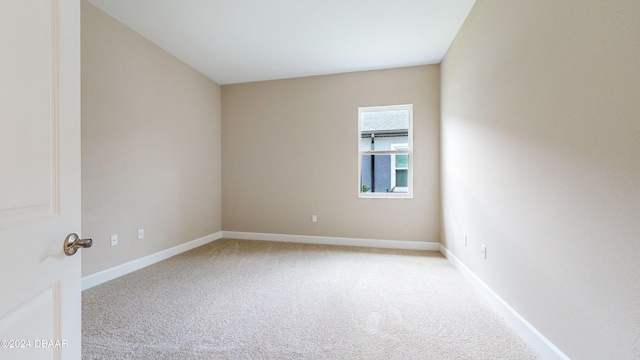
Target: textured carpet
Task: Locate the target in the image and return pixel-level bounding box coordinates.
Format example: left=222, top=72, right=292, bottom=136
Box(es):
left=82, top=239, right=538, bottom=359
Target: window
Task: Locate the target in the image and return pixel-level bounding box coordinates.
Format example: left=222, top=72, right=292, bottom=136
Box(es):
left=358, top=104, right=413, bottom=198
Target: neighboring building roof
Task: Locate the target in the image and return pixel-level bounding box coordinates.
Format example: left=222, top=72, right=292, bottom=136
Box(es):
left=361, top=110, right=410, bottom=132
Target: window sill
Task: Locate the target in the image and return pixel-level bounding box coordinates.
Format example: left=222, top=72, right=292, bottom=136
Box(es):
left=359, top=193, right=413, bottom=199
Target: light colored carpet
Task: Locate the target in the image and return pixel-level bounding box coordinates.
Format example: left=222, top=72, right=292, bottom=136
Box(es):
left=82, top=239, right=538, bottom=359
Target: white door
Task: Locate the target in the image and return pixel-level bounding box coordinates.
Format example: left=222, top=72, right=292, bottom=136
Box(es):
left=0, top=0, right=83, bottom=359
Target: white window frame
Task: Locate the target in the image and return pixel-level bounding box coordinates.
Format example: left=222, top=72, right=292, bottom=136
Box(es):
left=358, top=104, right=413, bottom=199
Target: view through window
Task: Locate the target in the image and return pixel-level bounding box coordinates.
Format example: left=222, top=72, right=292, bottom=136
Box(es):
left=358, top=104, right=413, bottom=198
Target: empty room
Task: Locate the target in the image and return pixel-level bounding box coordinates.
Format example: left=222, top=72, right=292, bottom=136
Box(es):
left=1, top=0, right=638, bottom=359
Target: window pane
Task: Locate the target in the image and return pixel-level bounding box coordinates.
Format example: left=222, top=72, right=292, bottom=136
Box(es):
left=395, top=154, right=408, bottom=168
left=360, top=137, right=372, bottom=152
left=396, top=169, right=408, bottom=187
left=361, top=110, right=410, bottom=133
left=361, top=154, right=393, bottom=193
left=360, top=108, right=410, bottom=152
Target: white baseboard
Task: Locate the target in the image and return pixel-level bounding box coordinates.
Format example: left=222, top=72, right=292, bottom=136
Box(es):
left=222, top=231, right=440, bottom=251
left=439, top=245, right=569, bottom=360
left=82, top=232, right=223, bottom=291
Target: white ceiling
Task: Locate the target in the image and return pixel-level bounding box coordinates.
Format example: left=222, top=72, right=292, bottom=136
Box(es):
left=88, top=0, right=476, bottom=85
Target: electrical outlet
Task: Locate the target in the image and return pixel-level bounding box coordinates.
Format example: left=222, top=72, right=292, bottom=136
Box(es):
left=481, top=244, right=487, bottom=259
left=137, top=229, right=144, bottom=239
left=464, top=234, right=468, bottom=246
left=312, top=215, right=317, bottom=223
left=110, top=234, right=118, bottom=246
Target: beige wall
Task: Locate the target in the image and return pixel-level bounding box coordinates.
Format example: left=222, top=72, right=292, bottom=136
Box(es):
left=222, top=66, right=440, bottom=242
left=441, top=1, right=640, bottom=358
left=81, top=1, right=222, bottom=276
